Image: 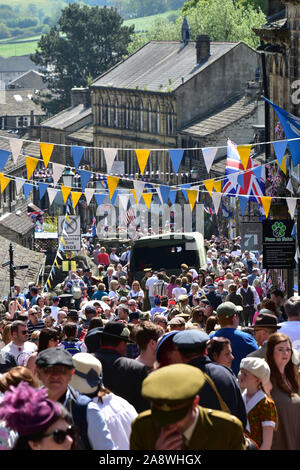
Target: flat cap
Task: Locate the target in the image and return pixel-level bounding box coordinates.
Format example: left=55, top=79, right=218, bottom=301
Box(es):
left=168, top=317, right=186, bottom=326
left=216, top=301, right=243, bottom=317
left=173, top=329, right=210, bottom=352
left=142, top=364, right=205, bottom=425
left=36, top=348, right=74, bottom=369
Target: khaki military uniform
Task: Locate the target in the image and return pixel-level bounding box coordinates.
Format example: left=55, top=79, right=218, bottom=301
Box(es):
left=141, top=275, right=150, bottom=311
left=130, top=405, right=246, bottom=450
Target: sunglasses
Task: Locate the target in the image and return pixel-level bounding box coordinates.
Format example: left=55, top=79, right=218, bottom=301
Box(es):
left=41, top=425, right=77, bottom=444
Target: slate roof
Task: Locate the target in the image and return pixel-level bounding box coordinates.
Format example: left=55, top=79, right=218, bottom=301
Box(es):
left=67, top=124, right=94, bottom=145
left=180, top=95, right=257, bottom=137
left=0, top=235, right=45, bottom=297
left=91, top=40, right=239, bottom=92
left=0, top=55, right=40, bottom=73
left=41, top=104, right=92, bottom=130
left=0, top=89, right=46, bottom=117
left=0, top=212, right=34, bottom=235
left=8, top=70, right=47, bottom=91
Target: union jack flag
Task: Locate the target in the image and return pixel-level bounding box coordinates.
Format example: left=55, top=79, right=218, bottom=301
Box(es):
left=204, top=204, right=215, bottom=215
left=222, top=139, right=265, bottom=202
left=124, top=206, right=136, bottom=225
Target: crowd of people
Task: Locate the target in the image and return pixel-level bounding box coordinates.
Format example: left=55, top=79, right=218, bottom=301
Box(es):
left=0, top=234, right=300, bottom=451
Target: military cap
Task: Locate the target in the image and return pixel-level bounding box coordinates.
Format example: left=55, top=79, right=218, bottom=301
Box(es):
left=216, top=301, right=243, bottom=317
left=84, top=327, right=103, bottom=353
left=156, top=330, right=178, bottom=363
left=173, top=329, right=210, bottom=352
left=36, top=348, right=74, bottom=369
left=142, top=364, right=205, bottom=425
left=144, top=268, right=152, bottom=272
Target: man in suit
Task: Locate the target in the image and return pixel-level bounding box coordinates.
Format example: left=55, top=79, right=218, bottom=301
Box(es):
left=102, top=266, right=116, bottom=292
left=247, top=311, right=281, bottom=359
left=130, top=363, right=246, bottom=450
left=85, top=321, right=149, bottom=413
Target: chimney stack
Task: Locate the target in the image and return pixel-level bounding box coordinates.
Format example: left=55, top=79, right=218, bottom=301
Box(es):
left=196, top=35, right=210, bottom=63
left=71, top=87, right=91, bottom=108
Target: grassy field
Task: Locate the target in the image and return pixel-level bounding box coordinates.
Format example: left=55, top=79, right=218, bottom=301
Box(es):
left=0, top=8, right=180, bottom=57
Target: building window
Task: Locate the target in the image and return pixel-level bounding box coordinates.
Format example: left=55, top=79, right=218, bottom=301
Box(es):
left=16, top=116, right=29, bottom=128
left=148, top=101, right=152, bottom=133
left=156, top=104, right=160, bottom=134
left=113, top=99, right=119, bottom=127
left=137, top=100, right=144, bottom=131
left=106, top=98, right=111, bottom=127
left=99, top=97, right=104, bottom=125
left=167, top=104, right=174, bottom=135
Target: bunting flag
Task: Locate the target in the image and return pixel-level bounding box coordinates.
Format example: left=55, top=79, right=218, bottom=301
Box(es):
left=142, top=192, right=153, bottom=209
left=286, top=197, right=297, bottom=218
left=26, top=156, right=39, bottom=180
left=94, top=193, right=106, bottom=207
left=103, top=148, right=118, bottom=174
left=158, top=185, right=171, bottom=205
left=61, top=185, right=71, bottom=204
left=264, top=97, right=300, bottom=166
left=15, top=177, right=25, bottom=195
left=111, top=189, right=118, bottom=205
left=47, top=188, right=58, bottom=206
left=168, top=149, right=184, bottom=173
left=272, top=140, right=288, bottom=168
left=84, top=188, right=95, bottom=206
left=9, top=138, right=23, bottom=164
left=52, top=163, right=65, bottom=186
left=280, top=155, right=287, bottom=174
left=38, top=182, right=49, bottom=199
left=261, top=196, right=272, bottom=218
left=72, top=146, right=85, bottom=170
left=40, top=143, right=54, bottom=168
left=0, top=149, right=10, bottom=172
left=180, top=183, right=191, bottom=202
left=0, top=173, right=10, bottom=193
left=252, top=165, right=262, bottom=181
left=133, top=180, right=145, bottom=204
left=107, top=176, right=119, bottom=199
left=202, top=147, right=218, bottom=173
left=186, top=189, right=198, bottom=211
left=23, top=183, right=34, bottom=200
left=237, top=145, right=252, bottom=169
left=79, top=169, right=92, bottom=191
left=135, top=149, right=150, bottom=174
left=203, top=179, right=215, bottom=197
left=286, top=178, right=294, bottom=194
left=70, top=191, right=82, bottom=209
left=213, top=180, right=222, bottom=193
left=119, top=194, right=129, bottom=212
left=237, top=173, right=244, bottom=189
left=169, top=190, right=177, bottom=205
left=131, top=189, right=138, bottom=205
left=156, top=187, right=163, bottom=205
left=55, top=259, right=59, bottom=268
left=211, top=193, right=222, bottom=214
left=61, top=237, right=66, bottom=245
left=47, top=279, right=51, bottom=288
left=238, top=195, right=249, bottom=216
left=57, top=251, right=63, bottom=260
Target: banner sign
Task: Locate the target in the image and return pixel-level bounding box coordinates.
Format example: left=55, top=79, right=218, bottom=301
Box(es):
left=263, top=219, right=295, bottom=269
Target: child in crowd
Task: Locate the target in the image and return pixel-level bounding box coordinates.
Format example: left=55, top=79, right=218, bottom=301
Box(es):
left=238, top=357, right=278, bottom=450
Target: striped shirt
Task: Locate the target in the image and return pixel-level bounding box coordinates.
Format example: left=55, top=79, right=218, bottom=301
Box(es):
left=27, top=319, right=45, bottom=340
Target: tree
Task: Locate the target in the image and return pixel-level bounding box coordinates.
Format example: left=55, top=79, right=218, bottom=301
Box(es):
left=31, top=4, right=134, bottom=115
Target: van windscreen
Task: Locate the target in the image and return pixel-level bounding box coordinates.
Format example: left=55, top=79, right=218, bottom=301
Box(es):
left=132, top=242, right=199, bottom=272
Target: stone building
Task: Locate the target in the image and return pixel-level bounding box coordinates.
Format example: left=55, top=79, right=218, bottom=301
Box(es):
left=90, top=30, right=260, bottom=184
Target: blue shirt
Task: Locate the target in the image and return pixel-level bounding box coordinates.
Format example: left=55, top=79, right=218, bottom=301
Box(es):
left=210, top=328, right=258, bottom=376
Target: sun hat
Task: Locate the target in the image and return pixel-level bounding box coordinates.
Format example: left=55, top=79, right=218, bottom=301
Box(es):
left=70, top=352, right=103, bottom=395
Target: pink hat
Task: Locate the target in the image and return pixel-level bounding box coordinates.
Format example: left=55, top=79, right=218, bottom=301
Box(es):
left=0, top=382, right=61, bottom=437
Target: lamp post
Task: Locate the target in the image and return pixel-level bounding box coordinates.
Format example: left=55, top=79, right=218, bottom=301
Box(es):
left=62, top=168, right=75, bottom=188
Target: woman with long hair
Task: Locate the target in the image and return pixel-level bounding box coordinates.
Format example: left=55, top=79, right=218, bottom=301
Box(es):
left=265, top=332, right=300, bottom=450
left=26, top=328, right=60, bottom=374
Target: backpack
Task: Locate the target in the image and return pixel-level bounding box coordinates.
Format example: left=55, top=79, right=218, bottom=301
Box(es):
left=61, top=340, right=82, bottom=356
left=67, top=386, right=92, bottom=450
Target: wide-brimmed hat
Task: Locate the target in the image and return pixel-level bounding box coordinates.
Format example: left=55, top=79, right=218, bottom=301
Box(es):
left=70, top=353, right=103, bottom=395
left=254, top=312, right=281, bottom=329
left=100, top=321, right=134, bottom=343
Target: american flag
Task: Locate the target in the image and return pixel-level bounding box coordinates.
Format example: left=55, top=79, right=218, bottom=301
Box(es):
left=124, top=206, right=136, bottom=225
left=222, top=139, right=265, bottom=202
